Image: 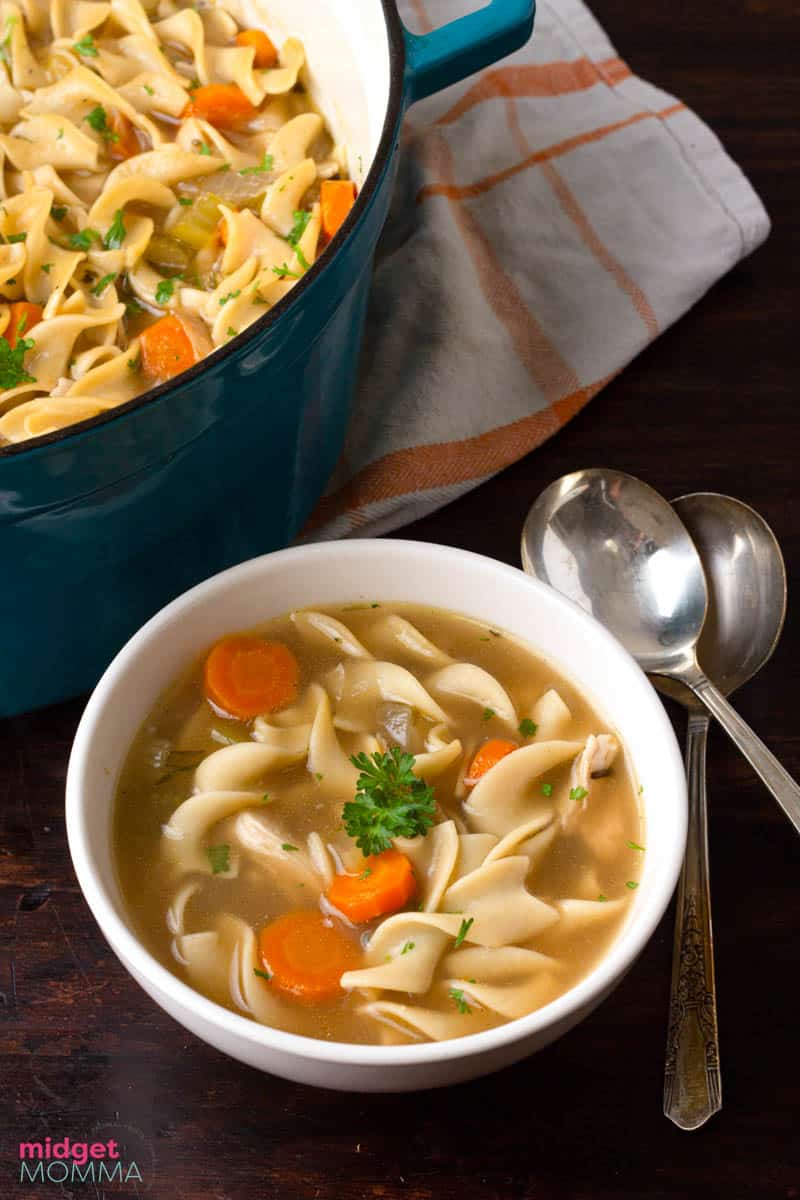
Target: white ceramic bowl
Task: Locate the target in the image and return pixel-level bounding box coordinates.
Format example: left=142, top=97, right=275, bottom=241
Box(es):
left=66, top=540, right=686, bottom=1092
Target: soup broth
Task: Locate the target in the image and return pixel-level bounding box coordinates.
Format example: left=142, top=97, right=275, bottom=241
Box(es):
left=114, top=604, right=644, bottom=1045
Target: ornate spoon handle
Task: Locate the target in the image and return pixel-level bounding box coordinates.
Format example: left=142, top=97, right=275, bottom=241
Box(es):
left=664, top=710, right=722, bottom=1130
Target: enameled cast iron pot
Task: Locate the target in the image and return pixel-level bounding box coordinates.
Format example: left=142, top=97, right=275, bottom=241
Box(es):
left=0, top=0, right=536, bottom=716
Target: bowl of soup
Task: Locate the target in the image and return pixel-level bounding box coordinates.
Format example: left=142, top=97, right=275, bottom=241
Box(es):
left=66, top=539, right=686, bottom=1091
left=0, top=0, right=536, bottom=716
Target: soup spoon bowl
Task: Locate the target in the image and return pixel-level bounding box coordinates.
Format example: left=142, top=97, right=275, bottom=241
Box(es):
left=520, top=469, right=800, bottom=837
left=657, top=493, right=786, bottom=1131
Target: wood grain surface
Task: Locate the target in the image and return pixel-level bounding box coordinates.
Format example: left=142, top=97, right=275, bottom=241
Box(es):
left=2, top=2, right=799, bottom=1196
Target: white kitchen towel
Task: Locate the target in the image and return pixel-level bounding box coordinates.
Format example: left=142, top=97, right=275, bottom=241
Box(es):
left=304, top=0, right=769, bottom=540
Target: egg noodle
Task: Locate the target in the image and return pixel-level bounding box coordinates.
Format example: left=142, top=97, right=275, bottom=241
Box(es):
left=0, top=0, right=352, bottom=445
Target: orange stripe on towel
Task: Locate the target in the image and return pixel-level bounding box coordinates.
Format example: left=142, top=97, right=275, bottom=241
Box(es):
left=503, top=97, right=659, bottom=338
left=407, top=0, right=433, bottom=34
left=437, top=58, right=631, bottom=125
left=422, top=131, right=581, bottom=404
left=419, top=104, right=687, bottom=203
left=305, top=377, right=609, bottom=535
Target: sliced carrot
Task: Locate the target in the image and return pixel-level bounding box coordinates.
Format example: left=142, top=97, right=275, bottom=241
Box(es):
left=327, top=850, right=416, bottom=924
left=236, top=29, right=279, bottom=68
left=183, top=84, right=258, bottom=129
left=108, top=111, right=140, bottom=161
left=203, top=635, right=299, bottom=719
left=465, top=738, right=519, bottom=785
left=6, top=302, right=43, bottom=348
left=320, top=179, right=357, bottom=241
left=258, top=911, right=360, bottom=1003
left=139, top=314, right=199, bottom=382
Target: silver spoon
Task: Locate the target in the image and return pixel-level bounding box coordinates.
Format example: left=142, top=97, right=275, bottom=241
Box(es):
left=657, top=493, right=786, bottom=1130
left=520, top=469, right=800, bottom=835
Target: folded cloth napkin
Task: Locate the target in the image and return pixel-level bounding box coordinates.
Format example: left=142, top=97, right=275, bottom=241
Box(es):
left=305, top=0, right=770, bottom=541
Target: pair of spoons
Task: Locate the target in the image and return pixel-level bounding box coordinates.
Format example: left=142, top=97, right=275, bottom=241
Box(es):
left=521, top=469, right=794, bottom=1131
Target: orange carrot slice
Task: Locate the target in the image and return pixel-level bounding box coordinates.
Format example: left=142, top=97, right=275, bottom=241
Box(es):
left=258, top=911, right=360, bottom=1003
left=465, top=738, right=519, bottom=785
left=203, top=635, right=300, bottom=719
left=108, top=111, right=140, bottom=161
left=6, top=302, right=43, bottom=348
left=139, top=314, right=200, bottom=382
left=183, top=84, right=257, bottom=129
left=327, top=850, right=417, bottom=924
left=320, top=179, right=357, bottom=241
left=236, top=29, right=279, bottom=68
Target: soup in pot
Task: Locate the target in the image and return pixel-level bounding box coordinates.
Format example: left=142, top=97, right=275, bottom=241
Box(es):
left=0, top=2, right=355, bottom=445
left=113, top=604, right=644, bottom=1045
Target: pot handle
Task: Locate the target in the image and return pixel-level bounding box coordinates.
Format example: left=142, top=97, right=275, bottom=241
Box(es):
left=403, top=1, right=536, bottom=104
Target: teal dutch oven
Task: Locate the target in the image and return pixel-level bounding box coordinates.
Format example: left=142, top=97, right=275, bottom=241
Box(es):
left=0, top=0, right=535, bottom=716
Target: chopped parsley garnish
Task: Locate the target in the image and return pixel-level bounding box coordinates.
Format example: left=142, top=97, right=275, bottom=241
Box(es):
left=358, top=868, right=372, bottom=881
left=155, top=278, right=175, bottom=305
left=73, top=33, right=98, bottom=57
left=541, top=783, right=553, bottom=797
left=50, top=204, right=68, bottom=222
left=287, top=209, right=311, bottom=247
left=569, top=786, right=589, bottom=802
left=262, top=793, right=271, bottom=804
left=226, top=326, right=237, bottom=337
left=0, top=16, right=17, bottom=66
left=343, top=747, right=436, bottom=857
left=271, top=263, right=299, bottom=280
left=218, top=290, right=240, bottom=306
left=206, top=844, right=231, bottom=874
left=15, top=312, right=27, bottom=334
left=454, top=917, right=474, bottom=949
left=315, top=772, right=323, bottom=782
left=295, top=245, right=310, bottom=272
left=598, top=893, right=608, bottom=902
left=84, top=104, right=119, bottom=142
left=518, top=718, right=538, bottom=738
left=41, top=262, right=54, bottom=274
left=125, top=297, right=145, bottom=315
left=198, top=142, right=212, bottom=155
left=127, top=353, right=141, bottom=373
left=143, top=83, right=155, bottom=96
left=481, top=707, right=495, bottom=723
left=401, top=941, right=415, bottom=955
left=178, top=197, right=193, bottom=206
left=281, top=843, right=299, bottom=853
left=91, top=272, right=116, bottom=296
left=253, top=968, right=271, bottom=981
left=104, top=209, right=126, bottom=250
left=627, top=840, right=646, bottom=852
left=69, top=227, right=101, bottom=251
left=625, top=880, right=639, bottom=890
left=0, top=335, right=35, bottom=389
left=7, top=232, right=26, bottom=244
left=239, top=151, right=274, bottom=177
left=448, top=987, right=472, bottom=1015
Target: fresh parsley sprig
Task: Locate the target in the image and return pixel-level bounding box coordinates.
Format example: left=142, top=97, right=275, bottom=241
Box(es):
left=85, top=104, right=119, bottom=143
left=343, top=748, right=436, bottom=857
left=239, top=151, right=274, bottom=177
left=0, top=334, right=35, bottom=389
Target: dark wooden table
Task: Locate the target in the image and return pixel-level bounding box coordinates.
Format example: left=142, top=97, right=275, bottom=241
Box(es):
left=3, top=3, right=799, bottom=1197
